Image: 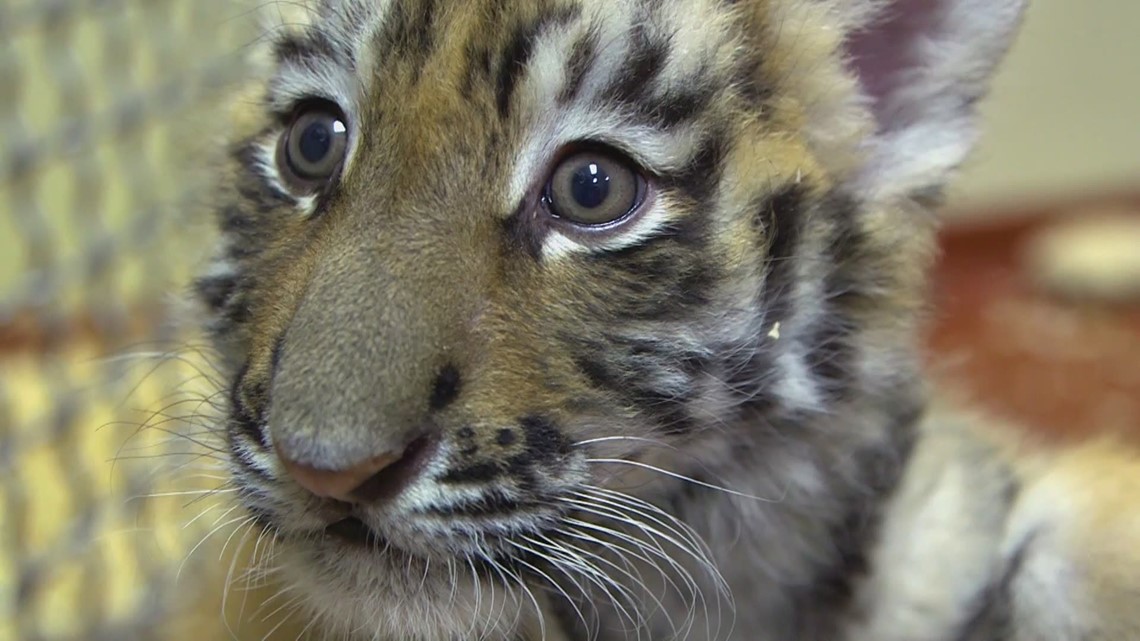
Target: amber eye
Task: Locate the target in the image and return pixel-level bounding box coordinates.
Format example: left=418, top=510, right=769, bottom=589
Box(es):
left=544, top=150, right=644, bottom=226
left=278, top=103, right=348, bottom=189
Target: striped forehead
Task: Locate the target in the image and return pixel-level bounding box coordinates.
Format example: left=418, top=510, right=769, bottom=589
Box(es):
left=266, top=0, right=742, bottom=118
left=264, top=0, right=748, bottom=234
left=264, top=0, right=394, bottom=114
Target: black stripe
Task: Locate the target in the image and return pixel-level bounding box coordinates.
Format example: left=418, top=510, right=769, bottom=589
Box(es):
left=242, top=503, right=276, bottom=531
left=496, top=428, right=518, bottom=446
left=786, top=408, right=919, bottom=635
left=496, top=8, right=579, bottom=119
left=758, top=182, right=809, bottom=318
left=273, top=28, right=344, bottom=69
left=635, top=81, right=718, bottom=129
left=218, top=203, right=256, bottom=234
left=428, top=363, right=462, bottom=411
left=732, top=50, right=774, bottom=107
left=379, top=0, right=439, bottom=79
left=805, top=318, right=856, bottom=402
left=589, top=215, right=715, bottom=322
left=808, top=193, right=864, bottom=402
left=194, top=273, right=237, bottom=312
left=501, top=198, right=544, bottom=260
left=439, top=461, right=503, bottom=484
left=602, top=22, right=670, bottom=107
left=950, top=530, right=1031, bottom=641
left=722, top=343, right=779, bottom=416
left=461, top=43, right=495, bottom=100
left=270, top=333, right=286, bottom=378
left=572, top=352, right=614, bottom=391
left=230, top=411, right=268, bottom=452
left=229, top=361, right=270, bottom=450
left=409, top=0, right=438, bottom=58
left=821, top=193, right=867, bottom=301
left=558, top=30, right=599, bottom=105
left=496, top=21, right=538, bottom=117
left=657, top=129, right=730, bottom=209
left=220, top=293, right=252, bottom=326
left=570, top=341, right=702, bottom=435
left=605, top=261, right=716, bottom=321
left=231, top=445, right=273, bottom=482
left=645, top=390, right=697, bottom=436
left=420, top=491, right=528, bottom=518
left=230, top=141, right=293, bottom=214
left=519, top=415, right=572, bottom=464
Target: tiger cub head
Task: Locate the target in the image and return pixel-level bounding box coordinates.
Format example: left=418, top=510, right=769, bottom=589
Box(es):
left=195, top=0, right=1024, bottom=638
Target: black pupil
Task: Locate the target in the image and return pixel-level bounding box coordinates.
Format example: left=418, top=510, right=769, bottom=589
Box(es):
left=570, top=162, right=610, bottom=208
left=299, top=120, right=332, bottom=164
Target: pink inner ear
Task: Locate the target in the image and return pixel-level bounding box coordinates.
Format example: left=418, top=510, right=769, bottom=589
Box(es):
left=844, top=0, right=940, bottom=131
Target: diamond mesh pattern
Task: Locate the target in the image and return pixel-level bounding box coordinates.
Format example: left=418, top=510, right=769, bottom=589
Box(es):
left=1, top=3, right=256, bottom=639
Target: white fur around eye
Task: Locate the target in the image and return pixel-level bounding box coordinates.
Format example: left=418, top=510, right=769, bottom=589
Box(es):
left=253, top=127, right=346, bottom=217
left=253, top=136, right=301, bottom=208
left=539, top=193, right=677, bottom=261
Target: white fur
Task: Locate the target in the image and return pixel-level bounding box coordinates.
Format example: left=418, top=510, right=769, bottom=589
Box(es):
left=852, top=0, right=1027, bottom=202
left=848, top=416, right=1012, bottom=641
left=540, top=194, right=682, bottom=261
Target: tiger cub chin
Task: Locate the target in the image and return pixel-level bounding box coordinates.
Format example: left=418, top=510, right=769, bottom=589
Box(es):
left=188, top=0, right=1140, bottom=639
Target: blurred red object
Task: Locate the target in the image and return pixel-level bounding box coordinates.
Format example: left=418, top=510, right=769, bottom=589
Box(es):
left=928, top=196, right=1140, bottom=443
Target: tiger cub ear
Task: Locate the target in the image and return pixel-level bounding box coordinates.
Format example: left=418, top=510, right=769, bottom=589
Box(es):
left=843, top=0, right=1028, bottom=203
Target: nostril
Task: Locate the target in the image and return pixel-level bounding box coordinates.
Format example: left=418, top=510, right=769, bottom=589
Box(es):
left=347, top=435, right=438, bottom=504
left=277, top=435, right=438, bottom=504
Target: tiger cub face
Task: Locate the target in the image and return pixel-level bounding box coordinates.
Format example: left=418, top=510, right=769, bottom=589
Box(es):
left=195, top=0, right=1023, bottom=638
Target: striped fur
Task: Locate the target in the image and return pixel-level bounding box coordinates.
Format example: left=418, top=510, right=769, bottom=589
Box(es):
left=189, top=1, right=1140, bottom=640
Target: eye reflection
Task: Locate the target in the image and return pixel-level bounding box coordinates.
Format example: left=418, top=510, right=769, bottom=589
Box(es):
left=546, top=151, right=643, bottom=226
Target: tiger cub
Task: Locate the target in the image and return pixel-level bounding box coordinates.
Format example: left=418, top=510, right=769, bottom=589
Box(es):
left=188, top=0, right=1140, bottom=639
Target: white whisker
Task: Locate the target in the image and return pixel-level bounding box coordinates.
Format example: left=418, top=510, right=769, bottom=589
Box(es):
left=586, top=457, right=785, bottom=503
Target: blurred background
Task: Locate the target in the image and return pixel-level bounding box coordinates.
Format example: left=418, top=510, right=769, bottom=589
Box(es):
left=948, top=0, right=1140, bottom=213
left=0, top=0, right=1138, bottom=639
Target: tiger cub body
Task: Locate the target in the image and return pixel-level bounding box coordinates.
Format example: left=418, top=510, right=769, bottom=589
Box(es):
left=189, top=0, right=1140, bottom=639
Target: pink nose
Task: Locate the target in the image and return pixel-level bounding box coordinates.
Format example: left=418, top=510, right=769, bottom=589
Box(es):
left=277, top=447, right=404, bottom=502
left=275, top=435, right=437, bottom=504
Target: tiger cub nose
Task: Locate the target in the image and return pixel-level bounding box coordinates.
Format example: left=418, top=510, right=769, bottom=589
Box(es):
left=276, top=436, right=436, bottom=504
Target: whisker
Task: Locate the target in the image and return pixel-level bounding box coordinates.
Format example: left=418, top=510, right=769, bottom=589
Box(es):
left=585, top=457, right=785, bottom=503
left=507, top=561, right=547, bottom=641
left=223, top=519, right=263, bottom=640
left=480, top=555, right=526, bottom=637
left=508, top=539, right=596, bottom=638
left=561, top=501, right=714, bottom=624
left=178, top=511, right=249, bottom=581
left=536, top=531, right=677, bottom=639
left=542, top=529, right=684, bottom=638
left=581, top=486, right=722, bottom=578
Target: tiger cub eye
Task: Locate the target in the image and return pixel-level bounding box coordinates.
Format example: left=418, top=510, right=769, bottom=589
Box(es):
left=545, top=151, right=644, bottom=226
left=278, top=102, right=348, bottom=190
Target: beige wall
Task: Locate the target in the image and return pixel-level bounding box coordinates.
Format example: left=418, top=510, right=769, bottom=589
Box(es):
left=948, top=0, right=1140, bottom=214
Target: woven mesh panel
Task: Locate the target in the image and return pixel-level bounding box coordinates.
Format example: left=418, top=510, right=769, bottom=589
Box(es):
left=1, top=2, right=257, bottom=639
